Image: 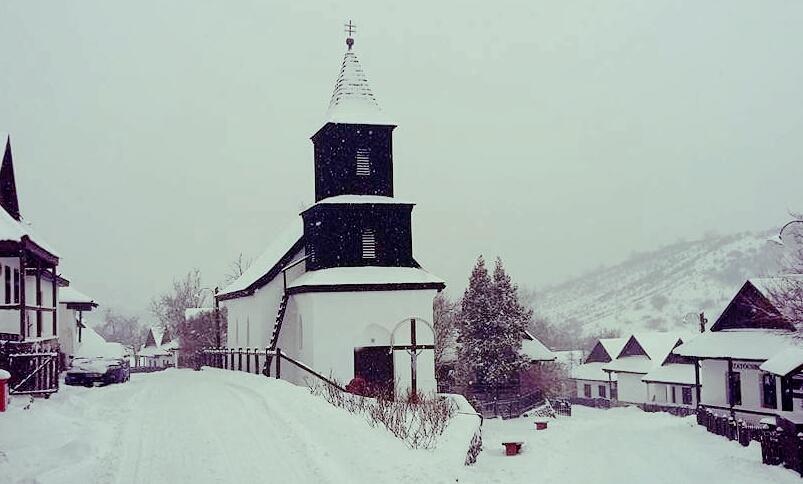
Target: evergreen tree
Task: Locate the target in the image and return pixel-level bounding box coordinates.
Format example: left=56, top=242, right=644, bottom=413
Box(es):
left=456, top=256, right=530, bottom=398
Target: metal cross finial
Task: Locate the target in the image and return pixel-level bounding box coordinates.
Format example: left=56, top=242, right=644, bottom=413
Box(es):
left=345, top=20, right=356, bottom=50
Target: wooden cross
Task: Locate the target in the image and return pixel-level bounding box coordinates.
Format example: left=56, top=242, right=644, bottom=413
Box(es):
left=390, top=318, right=434, bottom=398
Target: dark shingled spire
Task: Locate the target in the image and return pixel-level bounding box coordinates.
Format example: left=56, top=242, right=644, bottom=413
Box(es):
left=0, top=135, right=21, bottom=221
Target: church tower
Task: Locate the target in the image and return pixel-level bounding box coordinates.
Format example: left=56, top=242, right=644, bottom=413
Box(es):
left=303, top=31, right=416, bottom=272
left=217, top=26, right=444, bottom=397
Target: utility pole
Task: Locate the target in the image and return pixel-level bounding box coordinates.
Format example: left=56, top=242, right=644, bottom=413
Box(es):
left=214, top=286, right=221, bottom=348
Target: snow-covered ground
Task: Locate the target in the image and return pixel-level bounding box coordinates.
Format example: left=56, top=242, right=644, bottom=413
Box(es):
left=1, top=369, right=799, bottom=483
left=470, top=406, right=798, bottom=484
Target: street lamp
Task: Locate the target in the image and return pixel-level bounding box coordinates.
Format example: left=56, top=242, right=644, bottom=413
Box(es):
left=197, top=286, right=221, bottom=347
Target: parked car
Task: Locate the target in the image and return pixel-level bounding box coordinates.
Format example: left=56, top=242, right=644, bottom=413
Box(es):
left=65, top=356, right=130, bottom=386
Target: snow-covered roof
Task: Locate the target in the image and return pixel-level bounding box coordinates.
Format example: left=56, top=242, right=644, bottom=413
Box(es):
left=75, top=327, right=126, bottom=359
left=0, top=204, right=58, bottom=257
left=572, top=362, right=617, bottom=382
left=218, top=217, right=304, bottom=297
left=629, top=333, right=685, bottom=363
left=674, top=329, right=799, bottom=360
left=760, top=347, right=803, bottom=376
left=554, top=350, right=585, bottom=365
left=325, top=49, right=393, bottom=126
left=520, top=332, right=556, bottom=362
left=599, top=338, right=627, bottom=360
left=59, top=286, right=97, bottom=306
left=138, top=345, right=172, bottom=357
left=312, top=195, right=414, bottom=207
left=287, top=266, right=445, bottom=290
left=642, top=363, right=697, bottom=385
left=603, top=356, right=655, bottom=374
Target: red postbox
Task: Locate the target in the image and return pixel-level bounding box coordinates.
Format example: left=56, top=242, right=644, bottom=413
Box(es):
left=0, top=369, right=10, bottom=412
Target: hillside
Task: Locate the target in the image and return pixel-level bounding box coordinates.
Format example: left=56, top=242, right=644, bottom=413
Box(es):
left=536, top=229, right=782, bottom=336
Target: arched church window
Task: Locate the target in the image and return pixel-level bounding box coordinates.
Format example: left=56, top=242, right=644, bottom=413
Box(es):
left=361, top=228, right=376, bottom=259
left=356, top=148, right=371, bottom=176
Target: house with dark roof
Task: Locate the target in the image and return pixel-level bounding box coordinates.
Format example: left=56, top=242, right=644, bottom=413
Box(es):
left=57, top=285, right=98, bottom=362
left=0, top=134, right=62, bottom=347
left=602, top=333, right=688, bottom=405
left=137, top=326, right=177, bottom=368
left=676, top=276, right=803, bottom=425
left=571, top=337, right=627, bottom=402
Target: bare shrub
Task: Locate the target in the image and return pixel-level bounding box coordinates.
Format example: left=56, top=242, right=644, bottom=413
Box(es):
left=308, top=380, right=456, bottom=449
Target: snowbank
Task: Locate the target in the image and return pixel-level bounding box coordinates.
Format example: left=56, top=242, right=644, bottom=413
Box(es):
left=74, top=327, right=125, bottom=359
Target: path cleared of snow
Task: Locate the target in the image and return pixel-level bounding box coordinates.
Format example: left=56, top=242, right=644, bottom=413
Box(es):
left=1, top=370, right=800, bottom=484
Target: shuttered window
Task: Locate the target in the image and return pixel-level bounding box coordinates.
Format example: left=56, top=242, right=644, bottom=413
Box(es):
left=356, top=148, right=371, bottom=176
left=361, top=228, right=376, bottom=259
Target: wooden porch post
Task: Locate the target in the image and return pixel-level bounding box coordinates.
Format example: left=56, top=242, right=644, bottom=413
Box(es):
left=19, top=250, right=26, bottom=340
left=35, top=260, right=42, bottom=337
left=694, top=357, right=701, bottom=409
left=727, top=358, right=735, bottom=418
left=51, top=266, right=57, bottom=337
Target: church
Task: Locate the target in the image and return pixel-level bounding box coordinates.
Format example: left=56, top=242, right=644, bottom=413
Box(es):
left=217, top=31, right=445, bottom=396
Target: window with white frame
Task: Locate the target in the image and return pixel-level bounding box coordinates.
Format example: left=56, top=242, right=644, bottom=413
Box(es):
left=356, top=148, right=371, bottom=176
left=361, top=228, right=376, bottom=259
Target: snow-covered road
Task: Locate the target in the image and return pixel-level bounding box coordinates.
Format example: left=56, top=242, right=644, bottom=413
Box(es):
left=1, top=369, right=447, bottom=484
left=2, top=369, right=801, bottom=484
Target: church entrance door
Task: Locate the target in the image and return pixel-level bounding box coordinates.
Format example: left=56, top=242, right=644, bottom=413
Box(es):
left=353, top=346, right=394, bottom=396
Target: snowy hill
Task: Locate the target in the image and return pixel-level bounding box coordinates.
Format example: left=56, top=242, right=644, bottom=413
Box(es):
left=537, top=229, right=782, bottom=336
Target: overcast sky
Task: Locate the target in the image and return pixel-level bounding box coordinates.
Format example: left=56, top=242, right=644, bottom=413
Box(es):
left=1, top=1, right=801, bottom=317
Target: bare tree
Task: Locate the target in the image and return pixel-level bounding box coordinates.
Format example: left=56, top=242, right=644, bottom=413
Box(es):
left=223, top=253, right=253, bottom=286
left=95, top=309, right=145, bottom=349
left=761, top=214, right=803, bottom=324
left=433, top=292, right=459, bottom=368
left=150, top=269, right=204, bottom=335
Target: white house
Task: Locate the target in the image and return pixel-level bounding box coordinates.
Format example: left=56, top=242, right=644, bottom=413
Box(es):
left=0, top=134, right=60, bottom=350
left=676, top=277, right=803, bottom=424
left=217, top=35, right=445, bottom=396
left=602, top=333, right=687, bottom=405
left=57, top=285, right=98, bottom=362
left=642, top=360, right=698, bottom=408
left=571, top=337, right=627, bottom=401
left=138, top=327, right=177, bottom=368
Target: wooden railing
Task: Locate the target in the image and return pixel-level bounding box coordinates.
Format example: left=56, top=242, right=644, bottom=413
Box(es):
left=200, top=347, right=345, bottom=392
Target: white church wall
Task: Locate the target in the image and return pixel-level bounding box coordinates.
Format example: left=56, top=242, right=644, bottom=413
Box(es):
left=292, top=288, right=439, bottom=395
left=221, top=249, right=305, bottom=350
left=274, top=296, right=312, bottom=385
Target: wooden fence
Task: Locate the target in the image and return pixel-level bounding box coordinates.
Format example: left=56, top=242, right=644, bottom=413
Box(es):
left=469, top=392, right=572, bottom=419
left=570, top=396, right=613, bottom=409
left=694, top=407, right=803, bottom=474
left=200, top=347, right=345, bottom=392
left=640, top=403, right=696, bottom=417
left=1, top=350, right=59, bottom=396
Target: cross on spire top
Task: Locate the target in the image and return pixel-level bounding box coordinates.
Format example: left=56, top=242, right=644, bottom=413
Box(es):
left=345, top=20, right=356, bottom=50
